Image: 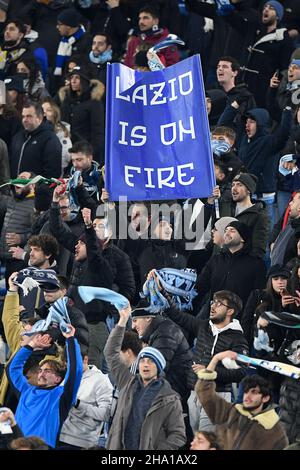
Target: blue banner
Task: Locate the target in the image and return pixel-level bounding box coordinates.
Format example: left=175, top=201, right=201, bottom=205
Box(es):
left=105, top=55, right=215, bottom=201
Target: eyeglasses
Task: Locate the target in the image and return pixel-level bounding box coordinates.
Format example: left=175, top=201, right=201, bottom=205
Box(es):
left=210, top=299, right=229, bottom=308
left=59, top=206, right=69, bottom=211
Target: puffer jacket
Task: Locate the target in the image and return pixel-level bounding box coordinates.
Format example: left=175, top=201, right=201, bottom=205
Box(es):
left=165, top=302, right=248, bottom=391
left=140, top=316, right=193, bottom=399
left=58, top=80, right=105, bottom=165
left=0, top=194, right=35, bottom=259
left=279, top=377, right=300, bottom=443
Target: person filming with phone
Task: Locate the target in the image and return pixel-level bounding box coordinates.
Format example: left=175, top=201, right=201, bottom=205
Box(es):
left=267, top=58, right=300, bottom=123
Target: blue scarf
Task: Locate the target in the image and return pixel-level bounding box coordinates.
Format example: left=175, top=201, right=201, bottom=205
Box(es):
left=141, top=268, right=197, bottom=313
left=89, top=49, right=112, bottom=65
left=78, top=286, right=129, bottom=311
left=54, top=26, right=85, bottom=76
left=23, top=297, right=71, bottom=336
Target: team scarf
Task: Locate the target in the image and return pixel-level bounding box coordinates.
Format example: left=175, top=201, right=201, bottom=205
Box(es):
left=141, top=268, right=197, bottom=313
left=54, top=25, right=85, bottom=76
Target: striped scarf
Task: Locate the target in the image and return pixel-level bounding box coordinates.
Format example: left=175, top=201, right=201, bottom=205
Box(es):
left=54, top=26, right=85, bottom=76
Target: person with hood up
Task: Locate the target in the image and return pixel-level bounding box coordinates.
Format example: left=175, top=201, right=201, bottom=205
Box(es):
left=56, top=65, right=105, bottom=165
left=219, top=100, right=292, bottom=228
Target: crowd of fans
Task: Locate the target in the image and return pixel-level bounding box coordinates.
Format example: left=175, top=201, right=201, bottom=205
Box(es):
left=1, top=0, right=300, bottom=452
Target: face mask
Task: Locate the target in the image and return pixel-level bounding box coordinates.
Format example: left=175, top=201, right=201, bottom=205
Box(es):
left=211, top=139, right=231, bottom=156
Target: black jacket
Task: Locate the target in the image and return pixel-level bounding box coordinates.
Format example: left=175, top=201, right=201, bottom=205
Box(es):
left=223, top=8, right=294, bottom=107
left=9, top=119, right=62, bottom=179
left=218, top=201, right=270, bottom=259
left=49, top=203, right=135, bottom=322
left=219, top=106, right=292, bottom=192
left=166, top=301, right=248, bottom=391
left=57, top=79, right=105, bottom=165
left=196, top=246, right=266, bottom=307
left=185, top=0, right=254, bottom=69
left=140, top=315, right=193, bottom=399
left=138, top=239, right=187, bottom=286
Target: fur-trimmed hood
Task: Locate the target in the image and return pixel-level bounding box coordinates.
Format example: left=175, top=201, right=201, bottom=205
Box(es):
left=58, top=79, right=105, bottom=103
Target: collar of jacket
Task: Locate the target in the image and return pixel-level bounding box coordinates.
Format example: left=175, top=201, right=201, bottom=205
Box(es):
left=235, top=404, right=280, bottom=429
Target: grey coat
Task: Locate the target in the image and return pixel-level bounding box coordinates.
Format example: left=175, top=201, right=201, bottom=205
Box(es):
left=104, top=325, right=186, bottom=450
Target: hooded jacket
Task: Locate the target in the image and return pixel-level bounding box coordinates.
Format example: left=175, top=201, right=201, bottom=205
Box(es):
left=196, top=372, right=288, bottom=450
left=58, top=79, right=105, bottom=165
left=124, top=27, right=179, bottom=69
left=9, top=119, right=62, bottom=179
left=59, top=365, right=113, bottom=448
left=219, top=105, right=292, bottom=192
left=167, top=308, right=248, bottom=391
left=196, top=246, right=266, bottom=307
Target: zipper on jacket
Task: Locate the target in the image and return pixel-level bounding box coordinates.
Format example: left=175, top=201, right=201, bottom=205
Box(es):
left=17, top=135, right=31, bottom=175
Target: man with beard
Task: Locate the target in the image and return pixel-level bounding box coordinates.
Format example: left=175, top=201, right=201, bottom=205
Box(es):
left=270, top=190, right=300, bottom=265
left=221, top=1, right=294, bottom=107
left=214, top=172, right=270, bottom=258
left=0, top=19, right=35, bottom=78
left=0, top=171, right=35, bottom=284
left=160, top=286, right=248, bottom=433
left=195, top=352, right=288, bottom=450
left=124, top=5, right=179, bottom=69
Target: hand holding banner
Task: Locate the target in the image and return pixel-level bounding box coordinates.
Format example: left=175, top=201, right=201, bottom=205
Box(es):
left=105, top=55, right=215, bottom=201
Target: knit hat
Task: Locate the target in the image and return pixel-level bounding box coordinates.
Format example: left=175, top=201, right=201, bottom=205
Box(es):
left=137, top=346, right=166, bottom=374
left=291, top=48, right=300, bottom=62
left=267, top=264, right=291, bottom=279
left=131, top=298, right=157, bottom=318
left=291, top=59, right=300, bottom=69
left=226, top=221, right=251, bottom=243
left=264, top=1, right=284, bottom=22
left=233, top=173, right=258, bottom=194
left=214, top=217, right=238, bottom=237
left=57, top=8, right=81, bottom=27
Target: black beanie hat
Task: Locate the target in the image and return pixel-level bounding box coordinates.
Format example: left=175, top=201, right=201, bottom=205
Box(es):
left=267, top=264, right=291, bottom=279
left=233, top=173, right=258, bottom=194
left=226, top=221, right=251, bottom=243
left=131, top=298, right=157, bottom=318
left=57, top=8, right=81, bottom=27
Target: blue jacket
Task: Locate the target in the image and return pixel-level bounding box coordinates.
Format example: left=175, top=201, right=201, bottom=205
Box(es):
left=7, top=337, right=82, bottom=448
left=219, top=106, right=292, bottom=192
